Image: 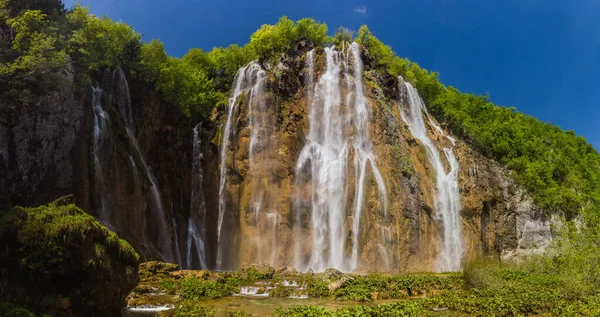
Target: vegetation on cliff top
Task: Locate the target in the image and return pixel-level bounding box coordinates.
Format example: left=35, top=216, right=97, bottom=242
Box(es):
left=0, top=196, right=139, bottom=316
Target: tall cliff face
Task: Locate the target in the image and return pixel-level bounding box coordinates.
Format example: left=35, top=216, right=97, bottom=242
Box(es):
left=202, top=44, right=552, bottom=272
left=0, top=65, right=194, bottom=265
left=0, top=44, right=552, bottom=273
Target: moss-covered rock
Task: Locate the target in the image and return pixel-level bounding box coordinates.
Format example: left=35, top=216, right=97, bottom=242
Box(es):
left=0, top=196, right=139, bottom=316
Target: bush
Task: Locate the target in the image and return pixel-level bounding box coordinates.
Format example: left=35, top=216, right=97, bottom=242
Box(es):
left=179, top=278, right=236, bottom=300
left=306, top=279, right=330, bottom=298
left=0, top=303, right=35, bottom=317
left=269, top=285, right=291, bottom=298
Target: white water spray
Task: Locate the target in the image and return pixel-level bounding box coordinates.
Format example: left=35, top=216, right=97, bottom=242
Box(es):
left=294, top=43, right=388, bottom=272
left=187, top=124, right=208, bottom=269
left=399, top=79, right=463, bottom=272
left=216, top=62, right=265, bottom=270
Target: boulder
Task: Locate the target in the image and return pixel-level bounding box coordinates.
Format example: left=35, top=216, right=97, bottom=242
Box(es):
left=0, top=196, right=139, bottom=317
left=240, top=263, right=276, bottom=279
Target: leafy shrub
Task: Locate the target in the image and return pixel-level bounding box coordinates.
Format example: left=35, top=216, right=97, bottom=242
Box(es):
left=334, top=285, right=373, bottom=302
left=179, top=278, right=236, bottom=300
left=0, top=302, right=35, bottom=317
left=269, top=285, right=291, bottom=298
left=275, top=305, right=332, bottom=317
left=161, top=279, right=177, bottom=295
left=306, top=279, right=330, bottom=298
left=225, top=311, right=252, bottom=317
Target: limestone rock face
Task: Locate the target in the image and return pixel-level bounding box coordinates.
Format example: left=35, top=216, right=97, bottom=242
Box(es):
left=206, top=47, right=552, bottom=272
left=0, top=61, right=83, bottom=210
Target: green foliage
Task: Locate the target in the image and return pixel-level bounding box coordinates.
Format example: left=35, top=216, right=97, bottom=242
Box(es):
left=0, top=302, right=36, bottom=317
left=334, top=285, right=373, bottom=302
left=67, top=6, right=141, bottom=73
left=173, top=301, right=214, bottom=317
left=179, top=278, right=236, bottom=300
left=275, top=305, right=332, bottom=317
left=306, top=279, right=330, bottom=298
left=136, top=39, right=169, bottom=82
left=333, top=27, right=353, bottom=46
left=155, top=57, right=224, bottom=118
left=269, top=285, right=291, bottom=298
left=274, top=302, right=423, bottom=317
left=161, top=279, right=178, bottom=295
left=0, top=9, right=67, bottom=78
left=248, top=16, right=328, bottom=61
left=225, top=311, right=252, bottom=317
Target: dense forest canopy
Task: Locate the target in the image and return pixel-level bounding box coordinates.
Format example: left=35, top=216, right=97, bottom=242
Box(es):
left=1, top=1, right=599, bottom=258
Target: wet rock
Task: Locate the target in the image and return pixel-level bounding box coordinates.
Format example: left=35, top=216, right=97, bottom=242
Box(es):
left=241, top=263, right=276, bottom=279
left=322, top=268, right=344, bottom=280
left=139, top=261, right=179, bottom=279
left=274, top=266, right=299, bottom=276
left=170, top=270, right=209, bottom=280
left=327, top=275, right=354, bottom=292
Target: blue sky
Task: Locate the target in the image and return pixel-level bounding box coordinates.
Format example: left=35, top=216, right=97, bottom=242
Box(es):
left=63, top=0, right=600, bottom=149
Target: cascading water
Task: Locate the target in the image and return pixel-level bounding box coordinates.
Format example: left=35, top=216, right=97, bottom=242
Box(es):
left=399, top=78, right=463, bottom=272
left=216, top=62, right=265, bottom=270
left=187, top=124, right=208, bottom=269
left=91, top=69, right=181, bottom=265
left=113, top=67, right=134, bottom=131
left=91, top=86, right=109, bottom=222
left=294, top=43, right=388, bottom=272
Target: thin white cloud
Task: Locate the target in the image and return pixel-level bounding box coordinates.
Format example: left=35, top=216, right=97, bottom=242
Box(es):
left=353, top=6, right=367, bottom=15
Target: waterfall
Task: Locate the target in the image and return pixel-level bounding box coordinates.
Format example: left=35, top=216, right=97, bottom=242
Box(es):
left=293, top=49, right=315, bottom=270
left=91, top=86, right=109, bottom=222
left=113, top=67, right=134, bottom=131
left=294, top=43, right=388, bottom=272
left=216, top=62, right=265, bottom=270
left=399, top=79, right=464, bottom=272
left=91, top=69, right=181, bottom=265
left=187, top=124, right=208, bottom=269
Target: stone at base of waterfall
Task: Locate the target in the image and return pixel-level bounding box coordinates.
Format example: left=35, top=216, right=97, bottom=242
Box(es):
left=321, top=268, right=354, bottom=292
left=323, top=268, right=344, bottom=280
left=241, top=263, right=276, bottom=279
left=328, top=276, right=354, bottom=292
left=275, top=266, right=299, bottom=277
left=139, top=261, right=179, bottom=277
left=170, top=270, right=209, bottom=279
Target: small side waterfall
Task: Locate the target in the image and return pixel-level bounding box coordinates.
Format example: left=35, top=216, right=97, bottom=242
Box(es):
left=399, top=78, right=463, bottom=272
left=91, top=86, right=109, bottom=222
left=293, top=43, right=388, bottom=272
left=187, top=124, right=208, bottom=269
left=216, top=62, right=265, bottom=270
left=90, top=68, right=181, bottom=265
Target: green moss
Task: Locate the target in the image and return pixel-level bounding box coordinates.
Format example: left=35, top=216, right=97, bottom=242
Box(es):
left=0, top=196, right=140, bottom=315
left=0, top=302, right=36, bottom=317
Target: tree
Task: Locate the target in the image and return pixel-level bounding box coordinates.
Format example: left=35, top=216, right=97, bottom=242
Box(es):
left=333, top=26, right=353, bottom=45
left=0, top=9, right=67, bottom=77
left=136, top=39, right=169, bottom=83
left=294, top=18, right=328, bottom=47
